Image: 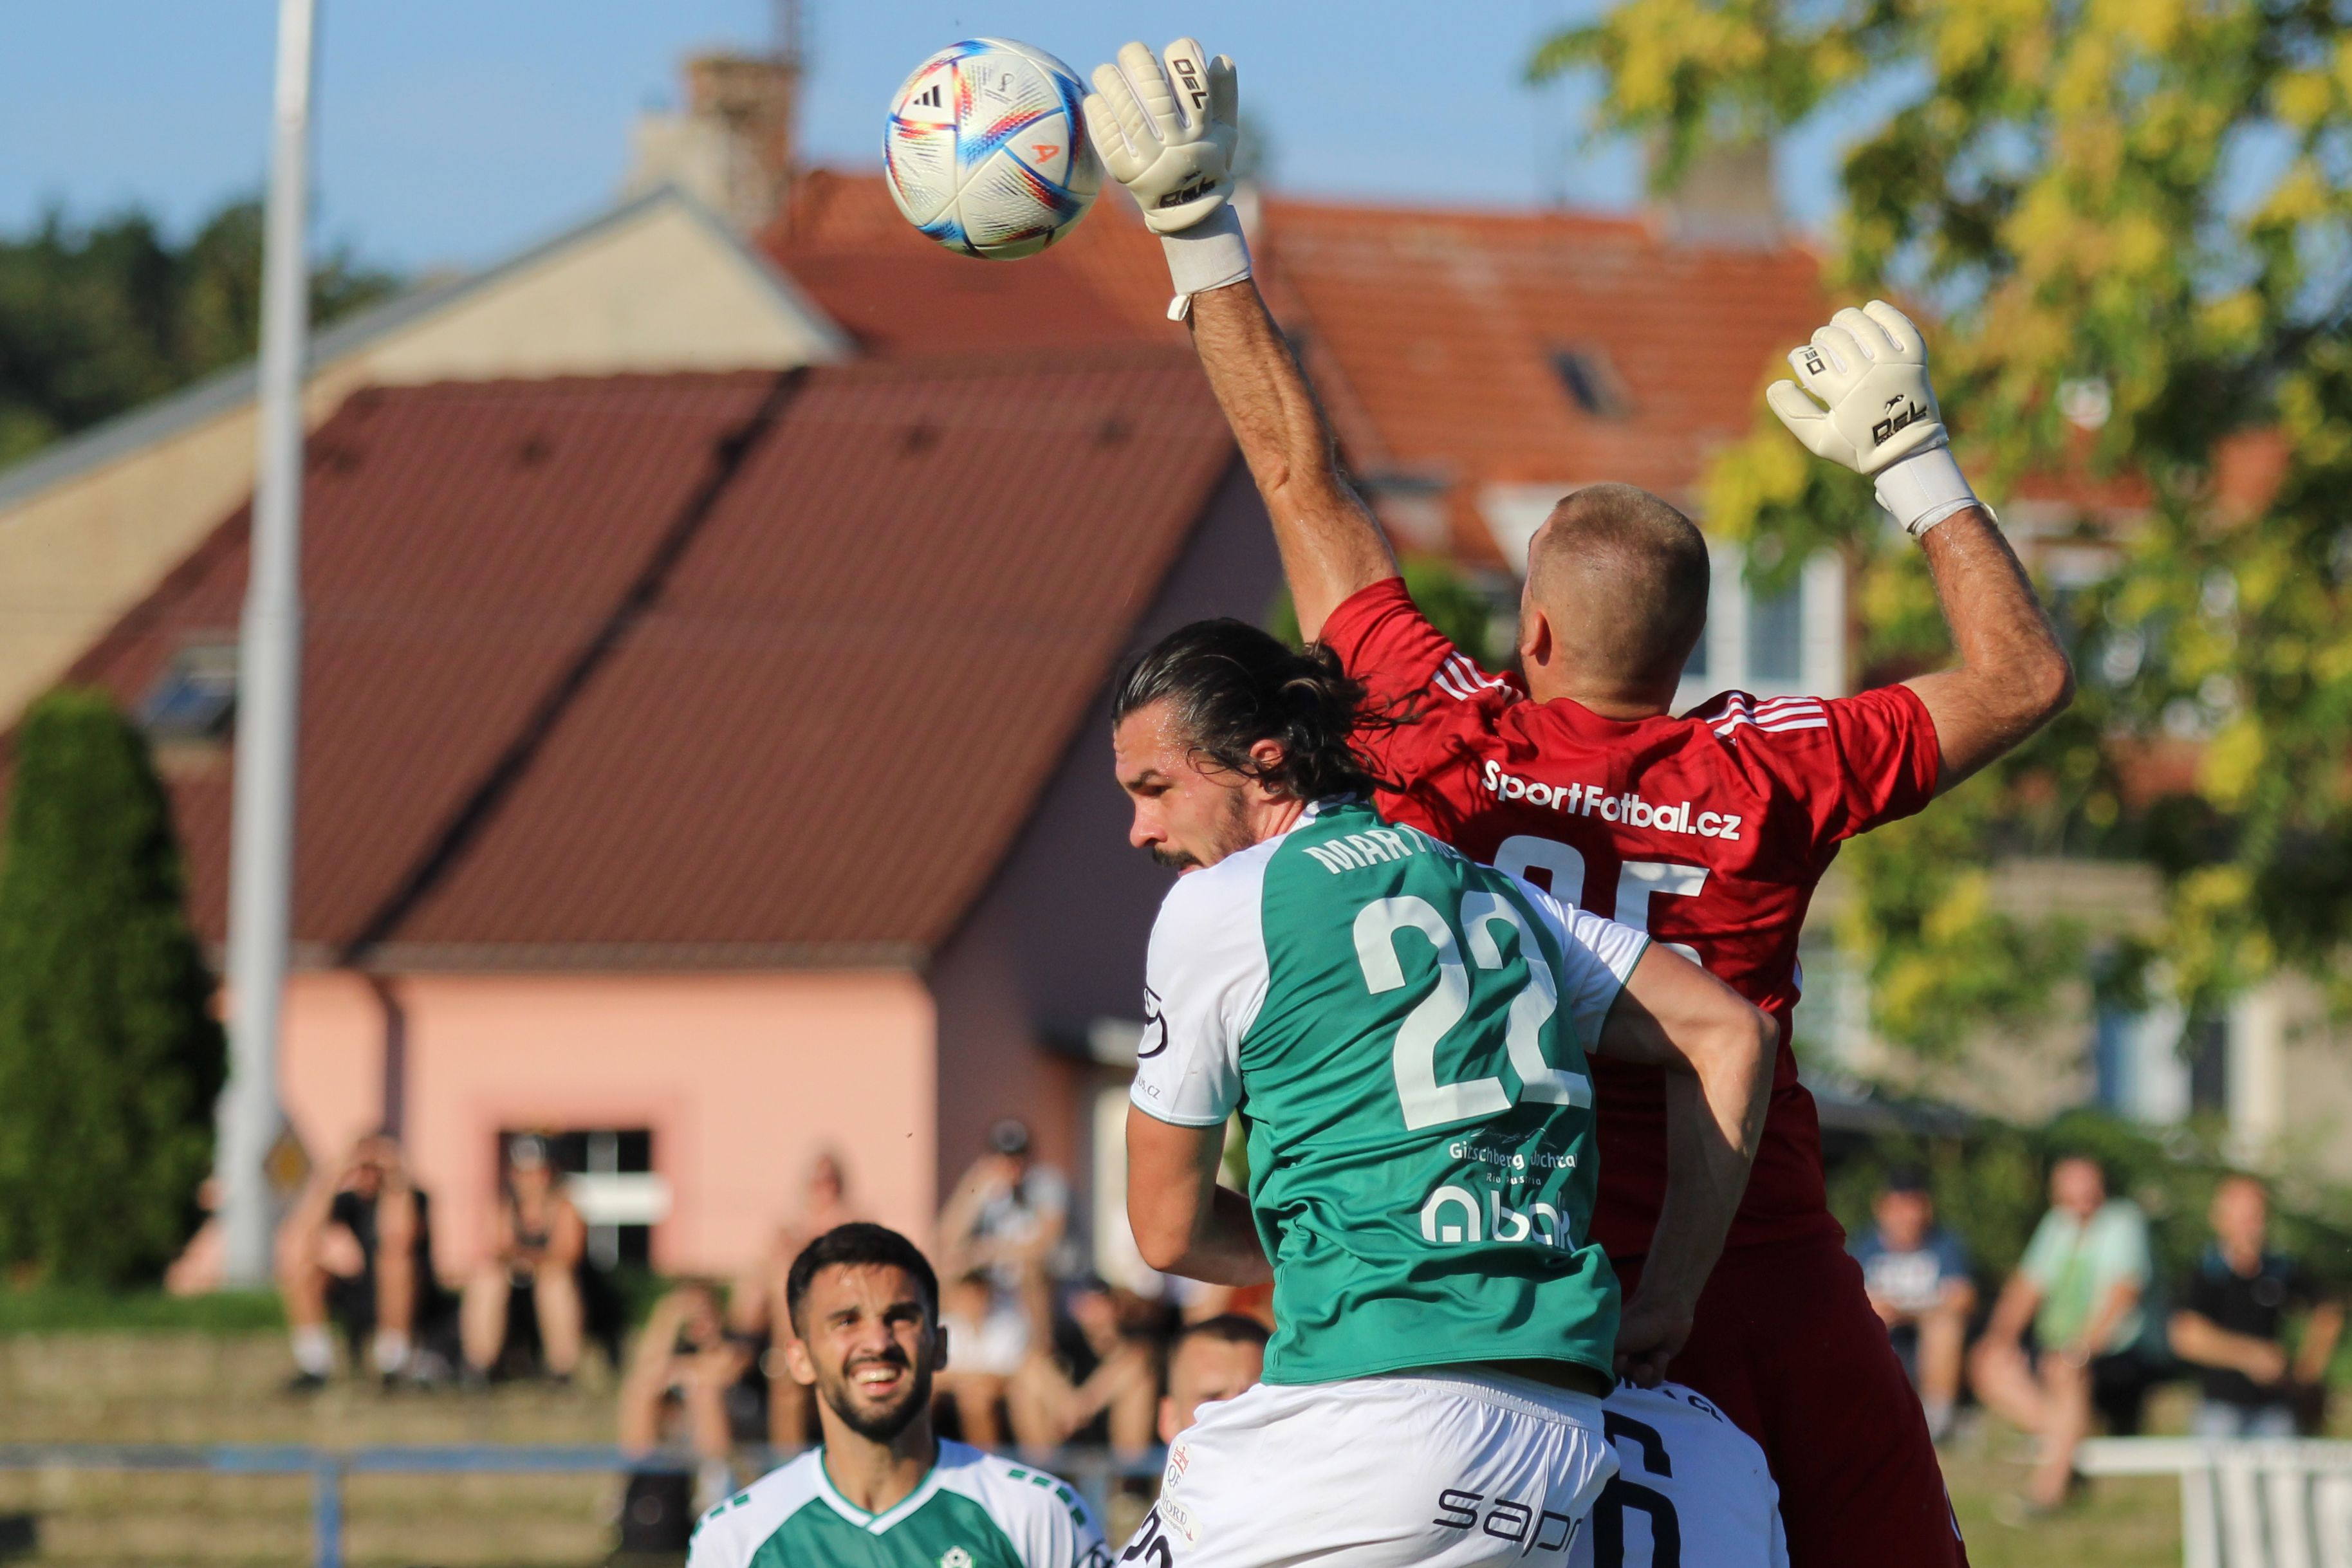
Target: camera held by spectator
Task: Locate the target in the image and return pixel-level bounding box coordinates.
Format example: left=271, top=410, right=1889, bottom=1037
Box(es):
left=275, top=1132, right=450, bottom=1390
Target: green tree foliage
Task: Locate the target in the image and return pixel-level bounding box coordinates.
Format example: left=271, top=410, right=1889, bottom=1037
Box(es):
left=1535, top=0, right=2352, bottom=1044
left=1269, top=554, right=1508, bottom=668
left=0, top=689, right=227, bottom=1286
left=0, top=198, right=398, bottom=467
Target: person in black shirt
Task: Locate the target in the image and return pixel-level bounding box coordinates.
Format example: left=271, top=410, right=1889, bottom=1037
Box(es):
left=277, top=1133, right=436, bottom=1388
left=2169, top=1174, right=2344, bottom=1437
left=459, top=1133, right=588, bottom=1382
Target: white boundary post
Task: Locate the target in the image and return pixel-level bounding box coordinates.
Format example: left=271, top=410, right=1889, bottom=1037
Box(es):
left=219, top=0, right=319, bottom=1286
left=2080, top=1439, right=2352, bottom=1568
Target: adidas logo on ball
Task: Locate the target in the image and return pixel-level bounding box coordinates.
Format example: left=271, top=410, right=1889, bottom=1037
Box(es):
left=884, top=39, right=1105, bottom=261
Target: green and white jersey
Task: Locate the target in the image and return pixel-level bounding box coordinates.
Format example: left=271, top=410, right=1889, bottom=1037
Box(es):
left=1132, top=798, right=1646, bottom=1387
left=687, top=1441, right=1109, bottom=1568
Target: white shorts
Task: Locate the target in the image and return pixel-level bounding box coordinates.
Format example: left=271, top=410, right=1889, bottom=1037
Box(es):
left=1124, top=1367, right=1616, bottom=1567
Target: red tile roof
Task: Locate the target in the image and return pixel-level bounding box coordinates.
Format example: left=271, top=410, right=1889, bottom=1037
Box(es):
left=763, top=174, right=1834, bottom=569
left=60, top=353, right=1235, bottom=966
left=1258, top=199, right=1830, bottom=566
left=764, top=168, right=1178, bottom=353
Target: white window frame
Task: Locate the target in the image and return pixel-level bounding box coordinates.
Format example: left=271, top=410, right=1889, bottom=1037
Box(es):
left=1676, top=541, right=1846, bottom=711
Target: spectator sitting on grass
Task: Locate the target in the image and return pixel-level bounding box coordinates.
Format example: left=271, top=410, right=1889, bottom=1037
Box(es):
left=620, top=1280, right=752, bottom=1509
left=1968, top=1154, right=2153, bottom=1519
left=461, top=1133, right=587, bottom=1384
left=2169, top=1174, right=2344, bottom=1439
left=1851, top=1168, right=1977, bottom=1442
left=275, top=1131, right=437, bottom=1390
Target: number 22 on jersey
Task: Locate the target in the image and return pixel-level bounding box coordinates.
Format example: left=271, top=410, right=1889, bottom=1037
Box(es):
left=1352, top=889, right=1590, bottom=1132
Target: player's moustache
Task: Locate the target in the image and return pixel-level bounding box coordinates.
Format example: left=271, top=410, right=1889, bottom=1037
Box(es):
left=1149, top=844, right=1199, bottom=871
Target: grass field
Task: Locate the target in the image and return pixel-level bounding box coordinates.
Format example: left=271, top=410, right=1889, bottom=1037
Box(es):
left=0, top=1331, right=2298, bottom=1567
left=1941, top=1423, right=2184, bottom=1568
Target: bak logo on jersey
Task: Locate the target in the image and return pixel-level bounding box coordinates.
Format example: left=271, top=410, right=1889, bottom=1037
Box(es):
left=1482, top=761, right=1743, bottom=841
left=1432, top=1488, right=1581, bottom=1554
left=1420, top=1182, right=1575, bottom=1249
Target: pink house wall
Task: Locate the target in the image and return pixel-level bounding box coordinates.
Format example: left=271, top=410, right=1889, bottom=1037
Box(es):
left=279, top=969, right=936, bottom=1280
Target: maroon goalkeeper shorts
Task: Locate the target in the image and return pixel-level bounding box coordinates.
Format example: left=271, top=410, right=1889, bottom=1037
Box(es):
left=1615, top=1230, right=1970, bottom=1567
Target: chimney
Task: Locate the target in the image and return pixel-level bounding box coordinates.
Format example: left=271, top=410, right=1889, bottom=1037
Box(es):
left=1649, top=136, right=1780, bottom=249
left=625, top=50, right=799, bottom=234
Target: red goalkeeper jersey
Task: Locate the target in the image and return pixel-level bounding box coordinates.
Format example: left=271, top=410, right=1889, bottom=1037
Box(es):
left=1320, top=578, right=1942, bottom=1257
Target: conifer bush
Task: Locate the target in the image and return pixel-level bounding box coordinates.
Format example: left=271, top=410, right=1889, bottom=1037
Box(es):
left=0, top=688, right=226, bottom=1286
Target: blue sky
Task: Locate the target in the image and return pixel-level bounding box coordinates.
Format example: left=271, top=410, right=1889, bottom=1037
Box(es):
left=0, top=2, right=1867, bottom=272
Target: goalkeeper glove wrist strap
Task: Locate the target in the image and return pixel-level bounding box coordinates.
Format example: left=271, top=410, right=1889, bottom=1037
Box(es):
left=1875, top=443, right=1987, bottom=537
left=1162, top=206, right=1252, bottom=320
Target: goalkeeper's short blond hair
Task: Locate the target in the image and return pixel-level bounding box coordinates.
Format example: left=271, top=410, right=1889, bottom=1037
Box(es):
left=1524, top=483, right=1710, bottom=687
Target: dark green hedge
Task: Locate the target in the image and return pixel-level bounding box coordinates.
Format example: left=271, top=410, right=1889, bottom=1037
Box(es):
left=0, top=688, right=227, bottom=1286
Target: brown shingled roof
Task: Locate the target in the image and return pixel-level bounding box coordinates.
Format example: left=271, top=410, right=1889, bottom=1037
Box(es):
left=62, top=351, right=1236, bottom=966
left=764, top=168, right=1178, bottom=353
left=763, top=175, right=1833, bottom=571
left=1260, top=199, right=1829, bottom=566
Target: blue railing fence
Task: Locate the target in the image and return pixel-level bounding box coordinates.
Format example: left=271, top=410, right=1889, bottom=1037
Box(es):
left=0, top=1444, right=1163, bottom=1568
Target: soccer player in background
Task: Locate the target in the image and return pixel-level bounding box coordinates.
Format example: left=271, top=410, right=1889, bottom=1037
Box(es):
left=688, top=1223, right=1107, bottom=1568
left=1108, top=618, right=1775, bottom=1564
left=1158, top=1314, right=1269, bottom=1444
left=1084, top=37, right=2072, bottom=1567
left=1571, top=1381, right=1788, bottom=1568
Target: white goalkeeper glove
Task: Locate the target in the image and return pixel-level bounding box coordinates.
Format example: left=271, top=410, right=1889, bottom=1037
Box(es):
left=1083, top=39, right=1250, bottom=317
left=1766, top=300, right=1984, bottom=536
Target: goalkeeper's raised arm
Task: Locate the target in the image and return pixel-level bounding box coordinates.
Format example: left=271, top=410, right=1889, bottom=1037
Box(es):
left=1084, top=40, right=1398, bottom=641
left=1766, top=302, right=2075, bottom=790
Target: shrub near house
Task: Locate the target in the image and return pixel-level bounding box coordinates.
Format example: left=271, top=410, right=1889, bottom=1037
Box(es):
left=0, top=687, right=225, bottom=1287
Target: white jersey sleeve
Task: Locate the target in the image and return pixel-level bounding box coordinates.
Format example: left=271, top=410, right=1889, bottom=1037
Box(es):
left=1129, top=845, right=1274, bottom=1127
left=1570, top=1382, right=1785, bottom=1568
left=1513, top=875, right=1649, bottom=1048
left=947, top=1449, right=1113, bottom=1568
left=687, top=1453, right=820, bottom=1568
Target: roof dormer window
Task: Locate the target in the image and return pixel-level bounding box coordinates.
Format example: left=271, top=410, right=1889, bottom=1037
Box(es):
left=1548, top=345, right=1633, bottom=420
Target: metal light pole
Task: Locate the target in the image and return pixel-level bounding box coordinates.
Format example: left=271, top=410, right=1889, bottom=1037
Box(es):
left=218, top=0, right=319, bottom=1286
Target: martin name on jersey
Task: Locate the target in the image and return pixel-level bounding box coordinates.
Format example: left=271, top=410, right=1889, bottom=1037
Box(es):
left=687, top=1441, right=1109, bottom=1568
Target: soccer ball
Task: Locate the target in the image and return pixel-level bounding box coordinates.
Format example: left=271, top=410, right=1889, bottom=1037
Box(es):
left=883, top=39, right=1104, bottom=260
